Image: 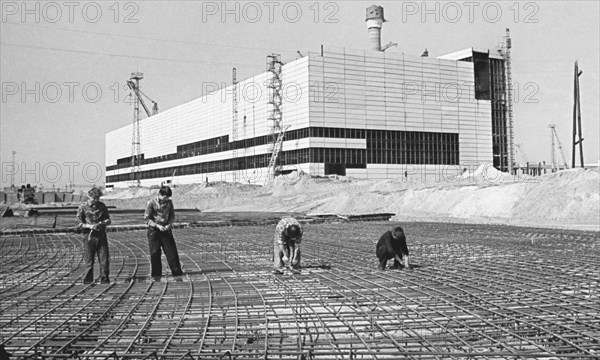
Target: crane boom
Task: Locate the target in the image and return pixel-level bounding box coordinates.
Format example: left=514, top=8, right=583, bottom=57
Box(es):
left=552, top=127, right=569, bottom=169
left=138, top=87, right=158, bottom=115
left=515, top=143, right=528, bottom=164
left=127, top=80, right=158, bottom=117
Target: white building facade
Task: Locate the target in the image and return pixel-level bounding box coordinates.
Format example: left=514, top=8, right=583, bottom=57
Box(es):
left=105, top=48, right=497, bottom=188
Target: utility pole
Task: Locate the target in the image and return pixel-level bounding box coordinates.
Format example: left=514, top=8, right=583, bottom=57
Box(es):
left=549, top=125, right=556, bottom=171
left=572, top=61, right=584, bottom=168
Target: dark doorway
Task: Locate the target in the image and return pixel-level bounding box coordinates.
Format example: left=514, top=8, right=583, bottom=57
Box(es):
left=324, top=163, right=346, bottom=176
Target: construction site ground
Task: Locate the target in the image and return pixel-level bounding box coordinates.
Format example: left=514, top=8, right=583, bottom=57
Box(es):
left=1, top=213, right=599, bottom=359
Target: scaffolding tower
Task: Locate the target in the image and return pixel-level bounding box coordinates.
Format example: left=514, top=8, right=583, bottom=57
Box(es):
left=266, top=54, right=284, bottom=183
left=504, top=29, right=515, bottom=174
left=130, top=72, right=143, bottom=187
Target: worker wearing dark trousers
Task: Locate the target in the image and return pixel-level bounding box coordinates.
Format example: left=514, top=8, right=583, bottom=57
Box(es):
left=144, top=186, right=183, bottom=278
left=147, top=227, right=182, bottom=278
left=82, top=230, right=110, bottom=283
left=77, top=187, right=111, bottom=284
left=376, top=226, right=411, bottom=270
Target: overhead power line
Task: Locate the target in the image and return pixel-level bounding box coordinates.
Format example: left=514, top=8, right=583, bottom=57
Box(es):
left=0, top=41, right=262, bottom=68
left=2, top=21, right=295, bottom=54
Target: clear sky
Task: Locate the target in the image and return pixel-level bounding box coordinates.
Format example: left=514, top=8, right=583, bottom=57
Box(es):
left=1, top=0, right=598, bottom=189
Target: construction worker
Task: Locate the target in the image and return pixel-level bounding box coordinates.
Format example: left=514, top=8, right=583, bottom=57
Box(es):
left=0, top=344, right=12, bottom=360
left=76, top=187, right=112, bottom=284
left=376, top=226, right=411, bottom=270
left=273, top=217, right=303, bottom=274
left=144, top=186, right=183, bottom=279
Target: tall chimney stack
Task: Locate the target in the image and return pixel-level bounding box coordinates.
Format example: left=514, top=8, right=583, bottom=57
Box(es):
left=366, top=5, right=385, bottom=51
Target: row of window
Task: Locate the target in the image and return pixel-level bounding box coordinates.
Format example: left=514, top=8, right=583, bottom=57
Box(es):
left=108, top=126, right=458, bottom=172
left=116, top=154, right=144, bottom=166
left=106, top=139, right=459, bottom=183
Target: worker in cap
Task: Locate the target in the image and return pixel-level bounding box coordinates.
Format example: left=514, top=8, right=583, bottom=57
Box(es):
left=76, top=187, right=112, bottom=284
left=273, top=217, right=303, bottom=274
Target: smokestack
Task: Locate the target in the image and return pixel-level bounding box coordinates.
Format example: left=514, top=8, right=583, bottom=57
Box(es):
left=365, top=5, right=385, bottom=51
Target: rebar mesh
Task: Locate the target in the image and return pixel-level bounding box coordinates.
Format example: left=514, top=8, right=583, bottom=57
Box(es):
left=1, top=221, right=599, bottom=359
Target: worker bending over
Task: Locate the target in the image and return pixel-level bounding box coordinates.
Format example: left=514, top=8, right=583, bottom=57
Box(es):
left=273, top=217, right=303, bottom=274
left=376, top=226, right=411, bottom=270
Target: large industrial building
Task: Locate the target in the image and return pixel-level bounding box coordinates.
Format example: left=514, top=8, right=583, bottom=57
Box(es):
left=105, top=6, right=510, bottom=188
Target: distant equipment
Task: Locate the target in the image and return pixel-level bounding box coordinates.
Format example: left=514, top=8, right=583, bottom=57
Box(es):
left=127, top=74, right=158, bottom=118
left=127, top=72, right=158, bottom=187
left=161, top=169, right=177, bottom=187
left=515, top=143, right=528, bottom=165
left=381, top=42, right=398, bottom=52
left=19, top=184, right=37, bottom=205
left=549, top=124, right=569, bottom=170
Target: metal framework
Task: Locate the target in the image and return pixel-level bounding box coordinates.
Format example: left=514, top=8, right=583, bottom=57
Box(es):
left=504, top=29, right=515, bottom=174
left=266, top=54, right=284, bottom=183
left=129, top=72, right=144, bottom=187
left=549, top=124, right=568, bottom=170
left=1, top=221, right=599, bottom=359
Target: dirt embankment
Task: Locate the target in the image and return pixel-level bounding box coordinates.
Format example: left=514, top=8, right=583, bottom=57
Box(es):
left=102, top=167, right=600, bottom=231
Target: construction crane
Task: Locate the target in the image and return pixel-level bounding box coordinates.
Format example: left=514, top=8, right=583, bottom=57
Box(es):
left=515, top=143, right=528, bottom=166
left=127, top=72, right=158, bottom=187
left=127, top=78, right=158, bottom=117
left=267, top=124, right=290, bottom=177
left=381, top=41, right=398, bottom=52
left=549, top=124, right=569, bottom=170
